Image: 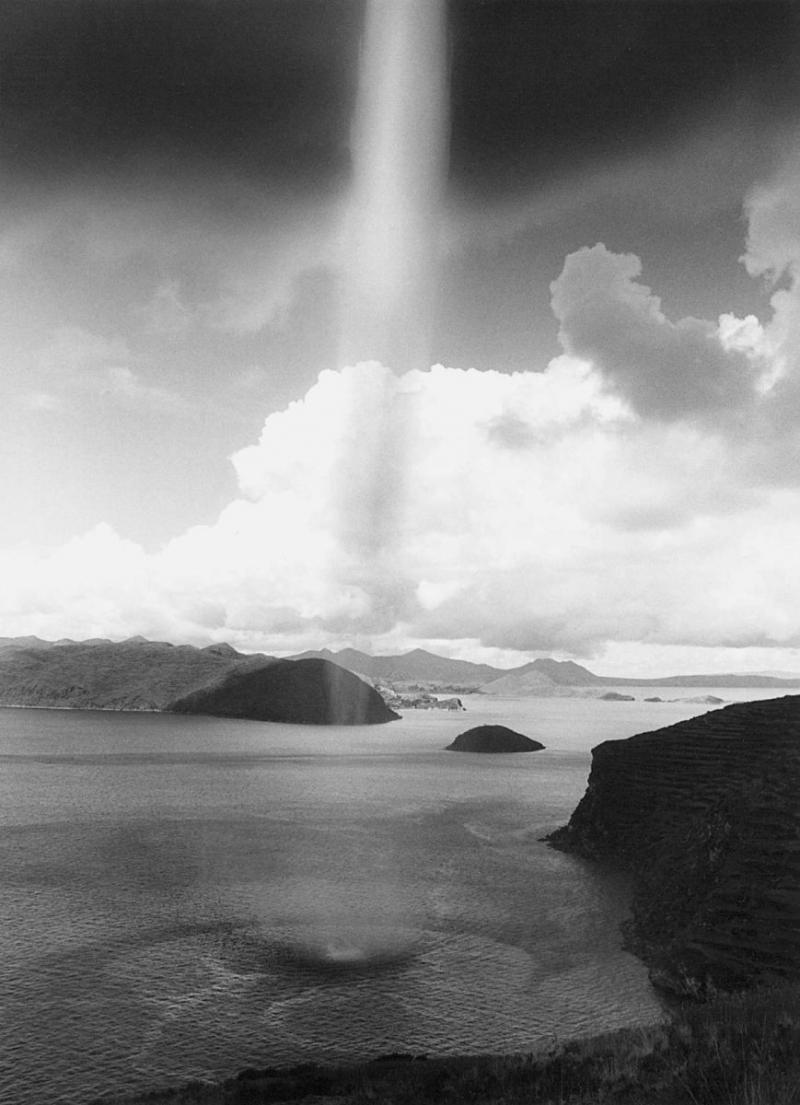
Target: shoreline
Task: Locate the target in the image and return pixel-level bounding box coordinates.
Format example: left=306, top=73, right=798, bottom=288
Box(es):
left=92, top=983, right=800, bottom=1105
left=0, top=702, right=161, bottom=713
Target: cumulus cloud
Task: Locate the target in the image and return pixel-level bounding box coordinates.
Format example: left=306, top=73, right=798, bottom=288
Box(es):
left=708, top=149, right=800, bottom=489
left=4, top=341, right=800, bottom=661
left=743, top=152, right=800, bottom=285
left=742, top=152, right=800, bottom=410
left=550, top=244, right=758, bottom=420
left=9, top=174, right=800, bottom=665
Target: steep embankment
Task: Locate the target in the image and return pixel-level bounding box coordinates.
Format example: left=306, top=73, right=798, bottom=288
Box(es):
left=0, top=639, right=265, bottom=710
left=168, top=657, right=400, bottom=725
left=548, top=696, right=800, bottom=996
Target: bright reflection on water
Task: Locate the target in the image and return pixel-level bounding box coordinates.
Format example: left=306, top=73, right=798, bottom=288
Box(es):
left=0, top=690, right=780, bottom=1103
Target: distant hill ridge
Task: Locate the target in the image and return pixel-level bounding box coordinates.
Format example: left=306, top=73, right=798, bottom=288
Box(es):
left=0, top=638, right=396, bottom=724
left=290, top=646, right=504, bottom=684
left=290, top=648, right=800, bottom=691
left=1, top=638, right=799, bottom=717
left=0, top=637, right=265, bottom=711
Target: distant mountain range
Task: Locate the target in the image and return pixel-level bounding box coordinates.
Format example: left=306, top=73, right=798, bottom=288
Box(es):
left=0, top=638, right=798, bottom=719
left=485, top=657, right=800, bottom=694
left=290, top=648, right=800, bottom=692
left=290, top=647, right=504, bottom=684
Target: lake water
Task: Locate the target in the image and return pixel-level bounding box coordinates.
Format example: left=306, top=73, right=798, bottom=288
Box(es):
left=0, top=689, right=785, bottom=1104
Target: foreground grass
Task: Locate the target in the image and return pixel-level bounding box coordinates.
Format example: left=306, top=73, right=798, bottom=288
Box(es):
left=99, top=983, right=800, bottom=1105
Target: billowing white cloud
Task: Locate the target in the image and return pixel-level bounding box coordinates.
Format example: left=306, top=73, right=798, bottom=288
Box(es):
left=8, top=157, right=800, bottom=669
left=4, top=333, right=800, bottom=662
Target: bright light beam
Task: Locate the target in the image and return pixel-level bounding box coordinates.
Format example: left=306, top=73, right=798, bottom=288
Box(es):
left=342, top=0, right=449, bottom=373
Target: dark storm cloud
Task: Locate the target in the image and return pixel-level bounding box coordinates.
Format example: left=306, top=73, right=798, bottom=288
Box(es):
left=448, top=0, right=800, bottom=197
left=3, top=1, right=799, bottom=200
left=0, top=0, right=362, bottom=192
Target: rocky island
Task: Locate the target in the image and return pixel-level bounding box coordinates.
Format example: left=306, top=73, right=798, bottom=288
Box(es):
left=379, top=686, right=465, bottom=711
left=548, top=695, right=800, bottom=996
left=446, top=725, right=544, bottom=753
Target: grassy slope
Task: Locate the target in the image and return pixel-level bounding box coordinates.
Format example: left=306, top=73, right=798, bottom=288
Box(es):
left=96, top=984, right=800, bottom=1105
left=0, top=640, right=264, bottom=710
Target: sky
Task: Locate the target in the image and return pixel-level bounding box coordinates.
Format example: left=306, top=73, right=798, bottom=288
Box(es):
left=4, top=0, right=800, bottom=676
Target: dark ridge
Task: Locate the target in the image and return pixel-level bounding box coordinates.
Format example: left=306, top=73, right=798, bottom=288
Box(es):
left=547, top=695, right=800, bottom=997
left=168, top=657, right=399, bottom=726
left=446, top=724, right=544, bottom=753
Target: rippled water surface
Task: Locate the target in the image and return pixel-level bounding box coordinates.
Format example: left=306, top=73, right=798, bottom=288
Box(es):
left=0, top=690, right=779, bottom=1104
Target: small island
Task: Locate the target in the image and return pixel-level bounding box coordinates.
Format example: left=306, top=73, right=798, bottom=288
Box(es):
left=673, top=694, right=725, bottom=705
left=445, top=724, right=544, bottom=753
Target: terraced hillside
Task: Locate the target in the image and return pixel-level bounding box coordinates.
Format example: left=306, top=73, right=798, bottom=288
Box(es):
left=548, top=696, right=800, bottom=996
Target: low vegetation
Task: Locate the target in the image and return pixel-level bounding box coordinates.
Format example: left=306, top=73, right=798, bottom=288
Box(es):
left=100, top=982, right=800, bottom=1105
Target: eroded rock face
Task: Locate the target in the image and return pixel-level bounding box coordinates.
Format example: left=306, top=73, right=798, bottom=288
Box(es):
left=445, top=725, right=544, bottom=753
left=168, top=657, right=400, bottom=725
left=548, top=696, right=800, bottom=996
